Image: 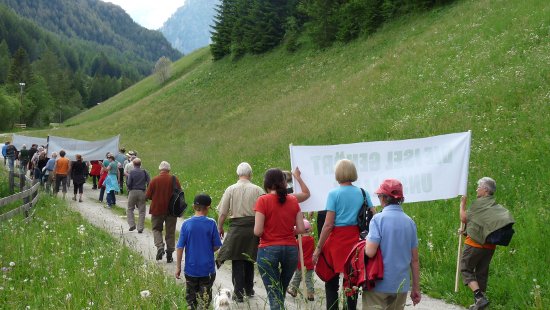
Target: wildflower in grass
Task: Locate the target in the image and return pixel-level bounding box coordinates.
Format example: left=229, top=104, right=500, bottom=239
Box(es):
left=9, top=262, right=15, bottom=267
left=65, top=293, right=72, bottom=301
left=427, top=241, right=434, bottom=252
left=140, top=290, right=151, bottom=298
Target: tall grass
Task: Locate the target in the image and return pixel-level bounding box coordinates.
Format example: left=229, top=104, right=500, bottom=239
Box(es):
left=22, top=0, right=550, bottom=308
left=0, top=195, right=186, bottom=308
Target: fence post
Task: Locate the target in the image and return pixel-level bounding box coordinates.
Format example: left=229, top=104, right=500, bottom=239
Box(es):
left=9, top=170, right=14, bottom=193
left=19, top=172, right=26, bottom=193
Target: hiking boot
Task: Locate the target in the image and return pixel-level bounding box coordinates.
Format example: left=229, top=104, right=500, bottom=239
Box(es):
left=470, top=293, right=489, bottom=310
left=138, top=230, right=143, bottom=233
left=245, top=289, right=255, bottom=297
left=287, top=287, right=297, bottom=297
left=156, top=248, right=165, bottom=261
left=129, top=225, right=136, bottom=231
left=232, top=294, right=244, bottom=303
left=166, top=251, right=173, bottom=263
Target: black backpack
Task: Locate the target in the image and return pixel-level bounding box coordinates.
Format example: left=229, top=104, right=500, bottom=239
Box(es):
left=485, top=223, right=515, bottom=246
left=168, top=176, right=187, bottom=217
left=357, top=188, right=374, bottom=240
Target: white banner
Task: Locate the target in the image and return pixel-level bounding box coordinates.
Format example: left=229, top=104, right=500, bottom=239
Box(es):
left=11, top=134, right=48, bottom=150
left=47, top=135, right=120, bottom=161
left=290, top=132, right=471, bottom=211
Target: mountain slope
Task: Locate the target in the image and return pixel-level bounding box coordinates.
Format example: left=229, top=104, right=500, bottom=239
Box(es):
left=33, top=0, right=549, bottom=308
left=160, top=0, right=219, bottom=54
left=0, top=0, right=181, bottom=65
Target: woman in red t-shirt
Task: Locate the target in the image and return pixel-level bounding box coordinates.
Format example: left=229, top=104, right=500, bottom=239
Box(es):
left=254, top=168, right=306, bottom=310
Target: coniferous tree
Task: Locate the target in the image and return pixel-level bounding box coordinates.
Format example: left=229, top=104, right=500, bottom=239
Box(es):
left=0, top=40, right=10, bottom=83
left=211, top=0, right=236, bottom=59
left=7, top=47, right=32, bottom=89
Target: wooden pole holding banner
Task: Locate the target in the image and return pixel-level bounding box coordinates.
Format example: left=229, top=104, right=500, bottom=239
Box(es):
left=455, top=222, right=465, bottom=292
left=297, top=234, right=308, bottom=299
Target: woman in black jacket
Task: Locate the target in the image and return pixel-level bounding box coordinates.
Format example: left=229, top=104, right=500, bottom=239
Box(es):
left=70, top=154, right=89, bottom=202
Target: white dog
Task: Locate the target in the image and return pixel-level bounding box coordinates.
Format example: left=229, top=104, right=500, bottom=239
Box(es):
left=213, top=288, right=232, bottom=310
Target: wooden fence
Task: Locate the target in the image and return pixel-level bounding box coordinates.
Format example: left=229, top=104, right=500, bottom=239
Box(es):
left=0, top=173, right=40, bottom=221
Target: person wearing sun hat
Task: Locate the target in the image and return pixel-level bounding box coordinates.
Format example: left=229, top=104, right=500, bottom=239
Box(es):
left=363, top=178, right=421, bottom=310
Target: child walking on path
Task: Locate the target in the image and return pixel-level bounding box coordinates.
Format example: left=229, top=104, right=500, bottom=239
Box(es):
left=287, top=219, right=316, bottom=301
left=175, top=194, right=222, bottom=310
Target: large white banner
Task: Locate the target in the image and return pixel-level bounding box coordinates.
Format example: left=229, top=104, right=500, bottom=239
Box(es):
left=11, top=134, right=48, bottom=150
left=47, top=135, right=120, bottom=161
left=290, top=131, right=471, bottom=211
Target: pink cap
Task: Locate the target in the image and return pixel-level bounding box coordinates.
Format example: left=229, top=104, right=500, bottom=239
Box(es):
left=375, top=179, right=404, bottom=199
left=303, top=219, right=311, bottom=231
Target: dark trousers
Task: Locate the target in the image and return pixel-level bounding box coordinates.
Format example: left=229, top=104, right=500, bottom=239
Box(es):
left=73, top=183, right=84, bottom=195
left=99, top=187, right=106, bottom=202
left=460, top=244, right=495, bottom=292
left=317, top=211, right=327, bottom=238
left=232, top=260, right=255, bottom=299
left=106, top=190, right=116, bottom=206
left=118, top=167, right=124, bottom=193
left=185, top=273, right=216, bottom=310
left=91, top=175, right=99, bottom=189
left=326, top=274, right=357, bottom=310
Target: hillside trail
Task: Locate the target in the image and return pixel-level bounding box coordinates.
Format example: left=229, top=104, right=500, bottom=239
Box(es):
left=62, top=181, right=463, bottom=310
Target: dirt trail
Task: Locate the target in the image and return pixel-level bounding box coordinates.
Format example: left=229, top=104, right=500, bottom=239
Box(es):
left=64, top=181, right=463, bottom=310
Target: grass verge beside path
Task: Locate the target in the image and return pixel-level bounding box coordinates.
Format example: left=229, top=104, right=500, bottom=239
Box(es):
left=0, top=195, right=186, bottom=308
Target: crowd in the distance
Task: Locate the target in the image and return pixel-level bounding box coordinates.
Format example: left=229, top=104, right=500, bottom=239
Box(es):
left=2, top=141, right=509, bottom=310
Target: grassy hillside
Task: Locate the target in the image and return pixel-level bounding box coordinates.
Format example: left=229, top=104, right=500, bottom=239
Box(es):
left=30, top=0, right=549, bottom=308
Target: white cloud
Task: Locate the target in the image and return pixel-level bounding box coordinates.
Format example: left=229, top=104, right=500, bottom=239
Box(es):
left=102, top=0, right=186, bottom=30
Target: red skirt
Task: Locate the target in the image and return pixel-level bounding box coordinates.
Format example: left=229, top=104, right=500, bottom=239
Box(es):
left=322, top=225, right=360, bottom=273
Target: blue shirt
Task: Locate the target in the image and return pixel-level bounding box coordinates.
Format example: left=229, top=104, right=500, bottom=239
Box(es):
left=367, top=204, right=418, bottom=293
left=1, top=144, right=7, bottom=156
left=325, top=185, right=373, bottom=226
left=45, top=158, right=56, bottom=171
left=177, top=216, right=222, bottom=277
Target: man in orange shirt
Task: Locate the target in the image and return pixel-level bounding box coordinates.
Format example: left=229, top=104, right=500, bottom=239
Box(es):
left=54, top=150, right=71, bottom=199
left=146, top=161, right=182, bottom=263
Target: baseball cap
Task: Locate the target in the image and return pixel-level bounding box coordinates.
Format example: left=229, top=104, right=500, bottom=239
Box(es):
left=375, top=179, right=404, bottom=199
left=193, top=194, right=212, bottom=207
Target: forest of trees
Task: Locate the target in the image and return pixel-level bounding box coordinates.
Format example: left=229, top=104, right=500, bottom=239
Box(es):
left=210, top=0, right=455, bottom=60
left=0, top=1, right=181, bottom=130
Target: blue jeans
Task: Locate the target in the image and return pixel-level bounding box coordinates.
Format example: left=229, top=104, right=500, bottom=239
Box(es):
left=7, top=158, right=15, bottom=171
left=257, top=246, right=298, bottom=310
left=106, top=190, right=116, bottom=206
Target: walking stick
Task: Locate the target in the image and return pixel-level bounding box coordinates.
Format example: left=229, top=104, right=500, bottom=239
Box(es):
left=455, top=222, right=465, bottom=292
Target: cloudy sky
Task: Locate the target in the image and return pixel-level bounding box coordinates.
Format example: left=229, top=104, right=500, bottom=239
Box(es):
left=102, top=0, right=186, bottom=30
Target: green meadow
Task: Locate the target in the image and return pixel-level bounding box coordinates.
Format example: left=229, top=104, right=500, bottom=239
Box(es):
left=10, top=0, right=550, bottom=308
left=0, top=196, right=186, bottom=309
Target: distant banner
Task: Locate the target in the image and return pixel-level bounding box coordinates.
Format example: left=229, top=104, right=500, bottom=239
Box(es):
left=290, top=132, right=471, bottom=212
left=11, top=134, right=48, bottom=150
left=47, top=135, right=120, bottom=161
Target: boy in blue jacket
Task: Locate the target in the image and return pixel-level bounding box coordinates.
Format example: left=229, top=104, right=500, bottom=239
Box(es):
left=175, top=194, right=222, bottom=310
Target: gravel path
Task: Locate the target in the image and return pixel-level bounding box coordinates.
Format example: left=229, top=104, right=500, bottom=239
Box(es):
left=64, top=181, right=463, bottom=310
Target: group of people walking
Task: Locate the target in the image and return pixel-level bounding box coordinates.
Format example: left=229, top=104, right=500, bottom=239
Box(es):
left=3, top=140, right=509, bottom=310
